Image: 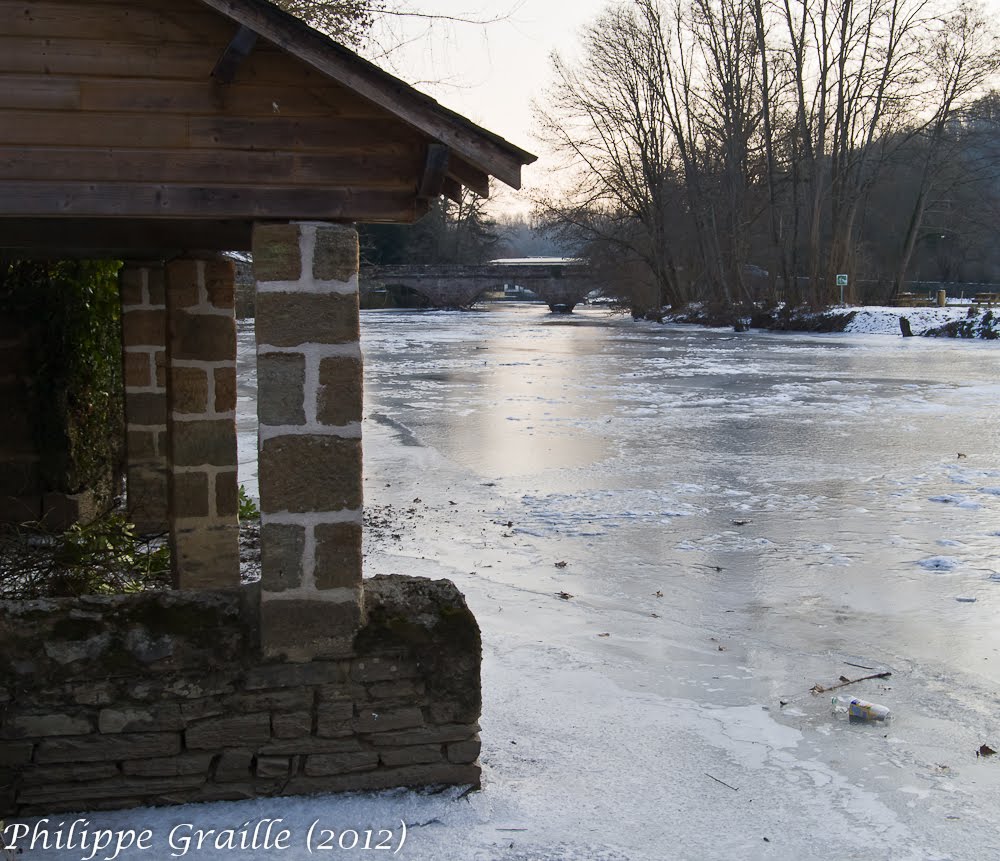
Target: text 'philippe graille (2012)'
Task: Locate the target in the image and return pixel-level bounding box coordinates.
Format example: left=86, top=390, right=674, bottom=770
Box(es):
left=2, top=817, right=408, bottom=858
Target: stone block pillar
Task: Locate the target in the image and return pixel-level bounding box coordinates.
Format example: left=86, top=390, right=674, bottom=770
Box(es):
left=120, top=263, right=168, bottom=535
left=164, top=257, right=240, bottom=589
left=253, top=222, right=363, bottom=661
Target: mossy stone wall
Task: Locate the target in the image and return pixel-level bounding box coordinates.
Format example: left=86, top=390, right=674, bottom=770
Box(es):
left=0, top=575, right=482, bottom=816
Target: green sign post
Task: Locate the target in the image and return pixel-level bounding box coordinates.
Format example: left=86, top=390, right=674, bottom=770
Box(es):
left=836, top=273, right=848, bottom=305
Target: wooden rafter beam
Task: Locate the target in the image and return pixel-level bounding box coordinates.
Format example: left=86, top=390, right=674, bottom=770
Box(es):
left=417, top=143, right=450, bottom=200
left=442, top=177, right=462, bottom=204
left=212, top=24, right=259, bottom=84
left=446, top=155, right=490, bottom=198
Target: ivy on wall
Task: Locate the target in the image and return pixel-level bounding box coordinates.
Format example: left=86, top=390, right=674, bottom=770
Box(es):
left=0, top=260, right=124, bottom=503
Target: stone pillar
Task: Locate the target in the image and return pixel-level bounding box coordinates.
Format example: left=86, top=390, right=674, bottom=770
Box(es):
left=253, top=222, right=363, bottom=661
left=120, top=263, right=169, bottom=535
left=164, top=257, right=240, bottom=589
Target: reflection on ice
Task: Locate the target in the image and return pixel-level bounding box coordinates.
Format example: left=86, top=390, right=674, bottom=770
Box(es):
left=353, top=303, right=1000, bottom=656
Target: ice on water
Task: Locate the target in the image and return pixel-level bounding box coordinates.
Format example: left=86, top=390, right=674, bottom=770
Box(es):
left=109, top=305, right=999, bottom=861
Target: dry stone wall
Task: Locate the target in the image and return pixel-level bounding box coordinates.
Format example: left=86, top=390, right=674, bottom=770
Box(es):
left=0, top=575, right=481, bottom=817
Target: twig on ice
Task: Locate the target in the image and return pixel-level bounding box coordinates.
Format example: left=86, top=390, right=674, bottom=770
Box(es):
left=810, top=671, right=891, bottom=695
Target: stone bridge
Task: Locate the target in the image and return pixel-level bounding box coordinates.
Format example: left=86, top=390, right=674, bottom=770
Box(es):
left=362, top=260, right=594, bottom=311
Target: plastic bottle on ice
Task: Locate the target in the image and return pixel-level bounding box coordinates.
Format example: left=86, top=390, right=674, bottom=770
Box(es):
left=831, top=695, right=891, bottom=723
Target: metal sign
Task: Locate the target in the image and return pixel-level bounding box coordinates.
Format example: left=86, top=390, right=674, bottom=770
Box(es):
left=836, top=274, right=849, bottom=287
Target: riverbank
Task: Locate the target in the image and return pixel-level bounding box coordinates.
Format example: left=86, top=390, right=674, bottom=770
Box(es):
left=664, top=303, right=1000, bottom=338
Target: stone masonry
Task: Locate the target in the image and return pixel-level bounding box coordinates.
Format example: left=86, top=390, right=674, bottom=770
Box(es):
left=253, top=222, right=364, bottom=661
left=0, top=236, right=488, bottom=817
left=164, top=257, right=240, bottom=589
left=0, top=576, right=482, bottom=818
left=119, top=263, right=168, bottom=535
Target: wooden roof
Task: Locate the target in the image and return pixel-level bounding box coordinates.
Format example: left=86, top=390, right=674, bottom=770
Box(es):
left=0, top=0, right=536, bottom=256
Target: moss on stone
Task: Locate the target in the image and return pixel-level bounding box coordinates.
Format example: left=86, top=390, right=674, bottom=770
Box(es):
left=358, top=576, right=482, bottom=723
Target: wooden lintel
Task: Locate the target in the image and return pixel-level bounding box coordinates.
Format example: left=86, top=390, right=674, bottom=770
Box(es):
left=0, top=205, right=420, bottom=256
left=212, top=24, right=259, bottom=84
left=446, top=156, right=490, bottom=198
left=442, top=177, right=462, bottom=204
left=417, top=143, right=450, bottom=200
left=0, top=218, right=254, bottom=255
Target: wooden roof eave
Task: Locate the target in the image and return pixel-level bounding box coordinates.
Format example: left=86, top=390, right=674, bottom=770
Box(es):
left=197, top=0, right=537, bottom=192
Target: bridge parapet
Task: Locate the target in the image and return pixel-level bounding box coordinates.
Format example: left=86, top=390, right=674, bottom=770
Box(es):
left=362, top=263, right=595, bottom=311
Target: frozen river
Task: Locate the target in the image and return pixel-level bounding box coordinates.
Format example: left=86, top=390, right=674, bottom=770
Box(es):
left=232, top=304, right=1000, bottom=860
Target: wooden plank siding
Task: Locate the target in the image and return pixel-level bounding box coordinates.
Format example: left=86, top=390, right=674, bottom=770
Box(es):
left=0, top=0, right=231, bottom=41
left=0, top=148, right=419, bottom=186
left=0, top=0, right=438, bottom=238
left=198, top=0, right=529, bottom=190
left=0, top=75, right=398, bottom=118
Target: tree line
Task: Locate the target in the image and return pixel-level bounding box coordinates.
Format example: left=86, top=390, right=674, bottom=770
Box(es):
left=534, top=0, right=1000, bottom=314
left=278, top=0, right=1000, bottom=314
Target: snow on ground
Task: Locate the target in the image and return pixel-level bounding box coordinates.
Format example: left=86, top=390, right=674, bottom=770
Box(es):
left=829, top=305, right=973, bottom=335
left=666, top=301, right=999, bottom=338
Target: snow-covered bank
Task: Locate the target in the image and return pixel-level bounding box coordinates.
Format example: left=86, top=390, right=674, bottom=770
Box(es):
left=831, top=305, right=998, bottom=338
left=667, top=303, right=1000, bottom=338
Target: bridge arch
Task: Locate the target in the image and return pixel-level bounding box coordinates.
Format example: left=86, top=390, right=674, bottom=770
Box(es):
left=362, top=261, right=594, bottom=311
left=362, top=275, right=492, bottom=309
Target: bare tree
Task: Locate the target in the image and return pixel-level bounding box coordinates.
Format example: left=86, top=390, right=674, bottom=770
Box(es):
left=272, top=0, right=384, bottom=44
left=892, top=1, right=1000, bottom=296
left=535, top=2, right=687, bottom=313
left=686, top=0, right=768, bottom=302
left=539, top=0, right=776, bottom=309
left=273, top=1, right=523, bottom=57
left=768, top=0, right=933, bottom=303
left=538, top=0, right=999, bottom=313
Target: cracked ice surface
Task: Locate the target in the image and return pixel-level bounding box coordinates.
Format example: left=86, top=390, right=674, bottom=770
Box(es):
left=355, top=307, right=1000, bottom=859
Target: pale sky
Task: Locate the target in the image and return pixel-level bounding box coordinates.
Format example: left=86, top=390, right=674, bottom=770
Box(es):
left=367, top=0, right=610, bottom=205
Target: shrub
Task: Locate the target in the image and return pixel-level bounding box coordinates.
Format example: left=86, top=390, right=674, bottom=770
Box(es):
left=0, top=513, right=170, bottom=599
left=0, top=259, right=124, bottom=505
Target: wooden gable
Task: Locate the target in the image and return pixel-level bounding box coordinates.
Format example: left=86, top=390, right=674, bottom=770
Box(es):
left=0, top=0, right=535, bottom=255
